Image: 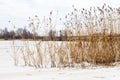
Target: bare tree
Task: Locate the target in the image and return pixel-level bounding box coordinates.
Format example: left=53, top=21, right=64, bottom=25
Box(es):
left=49, top=29, right=56, bottom=40
left=4, top=28, right=9, bottom=40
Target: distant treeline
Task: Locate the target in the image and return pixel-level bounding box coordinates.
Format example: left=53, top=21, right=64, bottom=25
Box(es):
left=0, top=27, right=68, bottom=40
left=0, top=28, right=34, bottom=40
left=0, top=27, right=120, bottom=41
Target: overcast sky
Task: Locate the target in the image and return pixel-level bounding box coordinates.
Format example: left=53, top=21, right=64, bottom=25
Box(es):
left=0, top=0, right=120, bottom=30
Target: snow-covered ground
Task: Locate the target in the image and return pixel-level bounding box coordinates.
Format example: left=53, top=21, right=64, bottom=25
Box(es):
left=0, top=40, right=120, bottom=80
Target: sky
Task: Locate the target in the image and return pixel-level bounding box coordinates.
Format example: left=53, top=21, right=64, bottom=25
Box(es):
left=0, top=0, right=120, bottom=31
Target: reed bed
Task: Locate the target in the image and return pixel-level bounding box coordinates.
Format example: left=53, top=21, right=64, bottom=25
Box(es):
left=12, top=4, right=120, bottom=68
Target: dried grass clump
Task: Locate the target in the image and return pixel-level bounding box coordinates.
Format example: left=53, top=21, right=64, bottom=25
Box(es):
left=12, top=4, right=120, bottom=68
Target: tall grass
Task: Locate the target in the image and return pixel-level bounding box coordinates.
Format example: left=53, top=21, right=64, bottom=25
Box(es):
left=12, top=4, right=120, bottom=68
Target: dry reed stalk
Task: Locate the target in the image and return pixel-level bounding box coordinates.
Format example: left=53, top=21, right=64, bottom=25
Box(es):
left=12, top=4, right=120, bottom=68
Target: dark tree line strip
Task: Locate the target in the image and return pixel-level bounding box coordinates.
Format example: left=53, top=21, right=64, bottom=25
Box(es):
left=0, top=27, right=120, bottom=41
left=0, top=27, right=68, bottom=40
left=0, top=28, right=34, bottom=40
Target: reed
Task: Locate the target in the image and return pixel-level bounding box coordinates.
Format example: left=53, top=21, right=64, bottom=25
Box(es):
left=12, top=4, right=120, bottom=68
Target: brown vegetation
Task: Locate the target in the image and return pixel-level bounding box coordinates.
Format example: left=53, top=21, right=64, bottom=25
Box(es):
left=12, top=4, right=120, bottom=68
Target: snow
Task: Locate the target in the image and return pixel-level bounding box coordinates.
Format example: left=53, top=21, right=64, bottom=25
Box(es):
left=0, top=40, right=120, bottom=80
left=0, top=67, right=120, bottom=80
